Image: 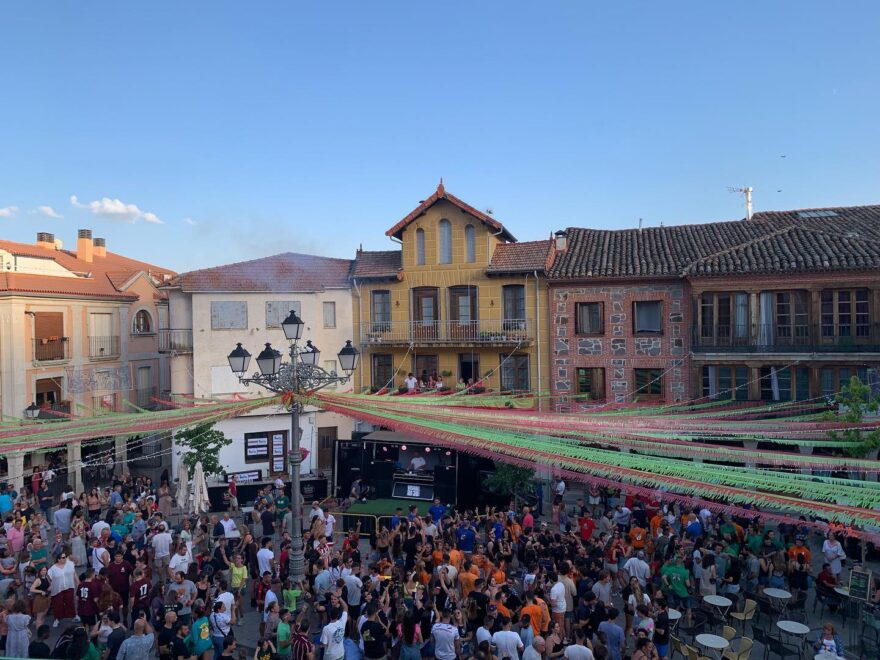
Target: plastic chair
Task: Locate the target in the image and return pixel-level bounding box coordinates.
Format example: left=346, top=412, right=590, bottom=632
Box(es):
left=730, top=599, right=757, bottom=633
left=671, top=636, right=685, bottom=659
left=723, top=637, right=754, bottom=660
left=722, top=625, right=737, bottom=642
left=685, top=645, right=712, bottom=660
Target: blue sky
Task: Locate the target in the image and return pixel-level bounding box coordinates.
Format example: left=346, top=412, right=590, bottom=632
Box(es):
left=1, top=2, right=878, bottom=272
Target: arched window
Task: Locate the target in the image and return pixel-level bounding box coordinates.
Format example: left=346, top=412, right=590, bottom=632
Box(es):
left=416, top=228, right=425, bottom=265
left=132, top=309, right=153, bottom=334
left=464, top=224, right=476, bottom=263
left=438, top=219, right=452, bottom=264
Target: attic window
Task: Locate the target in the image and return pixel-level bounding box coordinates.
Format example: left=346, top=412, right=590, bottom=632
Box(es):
left=797, top=210, right=838, bottom=218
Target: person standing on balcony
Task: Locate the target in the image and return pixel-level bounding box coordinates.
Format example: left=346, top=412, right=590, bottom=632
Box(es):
left=404, top=373, right=418, bottom=393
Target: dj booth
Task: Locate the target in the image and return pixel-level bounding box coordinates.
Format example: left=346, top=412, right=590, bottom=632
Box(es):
left=336, top=431, right=458, bottom=504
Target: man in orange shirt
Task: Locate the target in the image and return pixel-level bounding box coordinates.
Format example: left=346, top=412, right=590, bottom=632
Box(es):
left=458, top=561, right=479, bottom=599
left=629, top=524, right=647, bottom=551
left=787, top=535, right=812, bottom=563
left=649, top=511, right=664, bottom=539
left=520, top=593, right=543, bottom=637
left=448, top=546, right=463, bottom=571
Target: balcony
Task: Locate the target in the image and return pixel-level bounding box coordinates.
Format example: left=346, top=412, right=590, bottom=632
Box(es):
left=31, top=337, right=70, bottom=364
left=88, top=335, right=121, bottom=359
left=158, top=329, right=193, bottom=353
left=693, top=323, right=880, bottom=354
left=360, top=319, right=534, bottom=347
left=37, top=401, right=72, bottom=420
left=136, top=386, right=159, bottom=410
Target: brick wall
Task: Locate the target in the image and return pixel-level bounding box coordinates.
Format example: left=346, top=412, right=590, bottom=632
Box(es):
left=550, top=281, right=691, bottom=403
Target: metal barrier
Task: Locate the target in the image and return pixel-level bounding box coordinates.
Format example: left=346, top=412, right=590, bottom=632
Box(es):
left=328, top=511, right=379, bottom=537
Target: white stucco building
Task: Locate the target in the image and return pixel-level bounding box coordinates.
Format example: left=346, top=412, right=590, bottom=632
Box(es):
left=160, top=252, right=357, bottom=496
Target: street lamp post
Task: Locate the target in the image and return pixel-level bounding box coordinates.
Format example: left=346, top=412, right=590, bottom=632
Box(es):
left=227, top=310, right=359, bottom=582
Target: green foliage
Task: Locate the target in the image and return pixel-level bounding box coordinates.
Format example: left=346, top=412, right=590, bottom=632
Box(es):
left=483, top=463, right=535, bottom=497
left=828, top=376, right=880, bottom=457
left=175, top=422, right=232, bottom=477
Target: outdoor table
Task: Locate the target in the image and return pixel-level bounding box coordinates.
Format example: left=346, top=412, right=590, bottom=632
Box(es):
left=831, top=586, right=861, bottom=646
left=777, top=620, right=810, bottom=656
left=703, top=594, right=733, bottom=620
left=668, top=608, right=682, bottom=631
left=763, top=587, right=792, bottom=618
left=696, top=633, right=730, bottom=659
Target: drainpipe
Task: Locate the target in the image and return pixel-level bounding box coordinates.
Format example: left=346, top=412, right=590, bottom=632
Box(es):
left=487, top=226, right=504, bottom=264
left=534, top=270, right=542, bottom=412
left=352, top=277, right=362, bottom=392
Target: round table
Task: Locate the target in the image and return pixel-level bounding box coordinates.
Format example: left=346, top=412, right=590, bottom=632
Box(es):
left=777, top=620, right=810, bottom=636
left=703, top=594, right=734, bottom=619
left=696, top=633, right=730, bottom=658
left=668, top=608, right=682, bottom=621
left=763, top=588, right=792, bottom=600
left=833, top=586, right=849, bottom=597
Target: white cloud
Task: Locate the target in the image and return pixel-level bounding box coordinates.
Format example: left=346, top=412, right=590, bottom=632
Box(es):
left=70, top=194, right=163, bottom=224
left=0, top=206, right=19, bottom=218
left=183, top=217, right=197, bottom=226
left=34, top=205, right=63, bottom=219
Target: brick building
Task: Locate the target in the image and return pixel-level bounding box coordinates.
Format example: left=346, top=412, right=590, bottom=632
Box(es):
left=548, top=204, right=880, bottom=405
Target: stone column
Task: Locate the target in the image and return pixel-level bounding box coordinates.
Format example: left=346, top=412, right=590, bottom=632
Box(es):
left=114, top=436, right=128, bottom=475
left=7, top=453, right=24, bottom=492
left=67, top=441, right=82, bottom=494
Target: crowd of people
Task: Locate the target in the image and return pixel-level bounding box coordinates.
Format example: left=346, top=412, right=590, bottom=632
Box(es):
left=0, top=466, right=872, bottom=659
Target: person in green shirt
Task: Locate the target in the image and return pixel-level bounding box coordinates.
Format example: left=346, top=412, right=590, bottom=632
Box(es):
left=660, top=556, right=693, bottom=617
left=276, top=608, right=293, bottom=659
left=185, top=605, right=214, bottom=658
left=275, top=493, right=291, bottom=526
left=282, top=579, right=303, bottom=612
left=29, top=537, right=49, bottom=571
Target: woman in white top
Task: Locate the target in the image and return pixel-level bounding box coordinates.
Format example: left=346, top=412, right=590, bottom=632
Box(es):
left=822, top=532, right=847, bottom=576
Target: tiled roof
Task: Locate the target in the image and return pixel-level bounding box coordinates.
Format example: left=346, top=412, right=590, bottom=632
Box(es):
left=351, top=250, right=402, bottom=280
left=549, top=204, right=880, bottom=279
left=168, top=252, right=353, bottom=292
left=487, top=239, right=555, bottom=274
left=0, top=239, right=175, bottom=300
left=385, top=180, right=517, bottom=242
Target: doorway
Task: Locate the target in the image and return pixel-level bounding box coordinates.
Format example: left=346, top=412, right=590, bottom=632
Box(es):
left=459, top=354, right=480, bottom=385
left=317, top=427, right=337, bottom=475
left=413, top=355, right=439, bottom=384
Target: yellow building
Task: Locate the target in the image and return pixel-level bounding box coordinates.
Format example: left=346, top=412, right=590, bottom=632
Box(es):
left=351, top=182, right=553, bottom=396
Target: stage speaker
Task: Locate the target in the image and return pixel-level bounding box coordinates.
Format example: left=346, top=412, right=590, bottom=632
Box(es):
left=433, top=465, right=456, bottom=504
left=371, top=461, right=395, bottom=498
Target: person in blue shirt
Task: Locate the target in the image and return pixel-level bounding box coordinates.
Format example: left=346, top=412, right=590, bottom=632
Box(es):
left=0, top=490, right=12, bottom=516
left=390, top=508, right=403, bottom=530
left=491, top=516, right=504, bottom=543
left=456, top=522, right=476, bottom=553
left=109, top=485, right=124, bottom=509
left=429, top=498, right=446, bottom=526
left=685, top=515, right=704, bottom=539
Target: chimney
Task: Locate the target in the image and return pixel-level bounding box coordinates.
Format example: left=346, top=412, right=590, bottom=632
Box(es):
left=36, top=232, right=55, bottom=249
left=554, top=230, right=568, bottom=252
left=77, top=229, right=93, bottom=263
left=93, top=237, right=106, bottom=258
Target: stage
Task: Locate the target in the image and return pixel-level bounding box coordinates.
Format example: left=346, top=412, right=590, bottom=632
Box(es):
left=346, top=498, right=429, bottom=517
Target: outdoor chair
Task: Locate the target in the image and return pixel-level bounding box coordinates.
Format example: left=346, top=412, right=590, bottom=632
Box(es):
left=722, top=625, right=737, bottom=642
left=730, top=599, right=757, bottom=633
left=723, top=636, right=754, bottom=660
left=751, top=627, right=799, bottom=660
left=783, top=592, right=807, bottom=623
left=671, top=636, right=686, bottom=659
left=685, top=645, right=712, bottom=660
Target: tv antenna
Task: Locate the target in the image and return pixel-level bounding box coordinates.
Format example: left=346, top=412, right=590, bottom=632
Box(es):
left=728, top=186, right=753, bottom=220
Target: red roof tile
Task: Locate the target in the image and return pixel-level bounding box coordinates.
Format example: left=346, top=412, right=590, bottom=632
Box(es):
left=385, top=181, right=516, bottom=242
left=0, top=239, right=175, bottom=300
left=487, top=239, right=555, bottom=274
left=351, top=250, right=402, bottom=280
left=168, top=252, right=353, bottom=292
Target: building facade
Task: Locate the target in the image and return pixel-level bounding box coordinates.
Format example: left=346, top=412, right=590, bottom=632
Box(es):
left=161, top=253, right=357, bottom=492
left=549, top=205, right=880, bottom=405
left=0, top=230, right=174, bottom=491
left=351, top=182, right=552, bottom=397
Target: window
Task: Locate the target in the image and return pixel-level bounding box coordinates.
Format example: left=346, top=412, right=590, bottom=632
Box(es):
left=502, top=285, right=526, bottom=331
left=760, top=366, right=792, bottom=402
left=633, top=301, right=662, bottom=334
left=698, top=292, right=748, bottom=344
left=323, top=301, right=336, bottom=328
left=576, top=367, right=605, bottom=400
left=702, top=366, right=748, bottom=400
left=821, top=366, right=869, bottom=398
left=416, top=228, right=425, bottom=266
left=371, top=290, right=391, bottom=331
left=265, top=301, right=300, bottom=328
left=371, top=354, right=394, bottom=390
left=821, top=289, right=870, bottom=340
left=575, top=302, right=604, bottom=335
left=438, top=219, right=452, bottom=264
left=773, top=291, right=809, bottom=344
left=132, top=310, right=153, bottom=334
left=136, top=366, right=153, bottom=408
left=449, top=286, right=478, bottom=322
left=212, top=301, right=248, bottom=330
left=92, top=394, right=117, bottom=416
left=634, top=368, right=662, bottom=398
left=465, top=224, right=476, bottom=263
left=500, top=354, right=530, bottom=391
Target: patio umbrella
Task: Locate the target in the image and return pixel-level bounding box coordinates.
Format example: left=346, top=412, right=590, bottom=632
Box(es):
left=192, top=461, right=210, bottom=514
left=176, top=459, right=189, bottom=511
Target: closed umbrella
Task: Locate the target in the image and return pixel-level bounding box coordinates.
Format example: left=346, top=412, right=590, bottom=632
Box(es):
left=192, top=461, right=210, bottom=514
left=176, top=459, right=189, bottom=511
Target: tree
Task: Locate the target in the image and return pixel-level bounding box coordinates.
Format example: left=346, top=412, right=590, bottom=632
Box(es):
left=175, top=422, right=232, bottom=477
left=483, top=462, right=536, bottom=508
left=828, top=376, right=880, bottom=457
